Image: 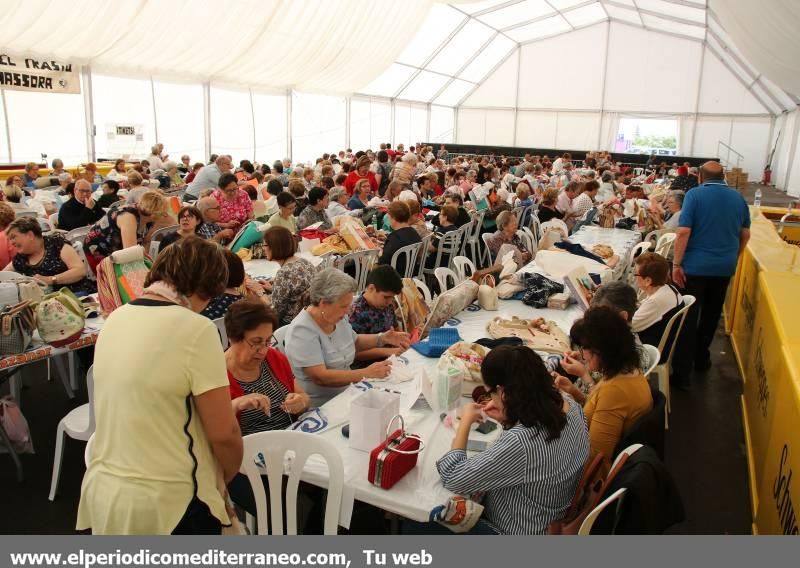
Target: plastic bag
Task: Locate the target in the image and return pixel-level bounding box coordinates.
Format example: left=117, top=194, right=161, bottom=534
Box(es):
left=0, top=396, right=34, bottom=454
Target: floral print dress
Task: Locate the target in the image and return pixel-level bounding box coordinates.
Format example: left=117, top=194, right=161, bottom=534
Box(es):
left=272, top=258, right=317, bottom=325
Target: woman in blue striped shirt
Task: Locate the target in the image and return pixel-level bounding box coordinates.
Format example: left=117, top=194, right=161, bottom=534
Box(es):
left=436, top=345, right=590, bottom=534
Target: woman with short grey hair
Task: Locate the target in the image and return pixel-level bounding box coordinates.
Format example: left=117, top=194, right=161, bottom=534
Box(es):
left=284, top=267, right=411, bottom=406
left=662, top=190, right=685, bottom=229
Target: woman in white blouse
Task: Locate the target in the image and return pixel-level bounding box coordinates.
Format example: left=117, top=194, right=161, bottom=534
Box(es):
left=632, top=252, right=683, bottom=344
left=106, top=159, right=129, bottom=182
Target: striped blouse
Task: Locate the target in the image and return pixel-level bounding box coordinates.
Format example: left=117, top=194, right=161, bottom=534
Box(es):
left=234, top=362, right=293, bottom=435
left=436, top=397, right=589, bottom=535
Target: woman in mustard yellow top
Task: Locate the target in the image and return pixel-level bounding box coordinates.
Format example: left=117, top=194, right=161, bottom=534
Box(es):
left=568, top=306, right=653, bottom=476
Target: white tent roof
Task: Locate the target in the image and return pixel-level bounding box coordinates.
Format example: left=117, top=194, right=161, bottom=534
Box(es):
left=356, top=0, right=797, bottom=114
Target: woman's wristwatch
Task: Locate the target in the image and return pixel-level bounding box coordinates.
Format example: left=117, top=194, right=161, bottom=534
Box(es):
left=51, top=275, right=57, bottom=286
left=376, top=332, right=385, bottom=347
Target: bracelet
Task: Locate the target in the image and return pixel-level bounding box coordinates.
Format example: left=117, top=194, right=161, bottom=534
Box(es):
left=376, top=332, right=385, bottom=348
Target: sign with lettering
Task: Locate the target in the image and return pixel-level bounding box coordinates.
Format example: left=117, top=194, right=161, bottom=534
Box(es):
left=0, top=52, right=80, bottom=94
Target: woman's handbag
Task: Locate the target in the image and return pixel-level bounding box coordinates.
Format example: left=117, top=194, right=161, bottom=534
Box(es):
left=0, top=301, right=36, bottom=356
left=368, top=415, right=424, bottom=490
left=35, top=288, right=86, bottom=347
left=477, top=275, right=498, bottom=311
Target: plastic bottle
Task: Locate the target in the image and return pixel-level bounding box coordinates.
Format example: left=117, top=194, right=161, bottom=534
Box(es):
left=754, top=188, right=762, bottom=208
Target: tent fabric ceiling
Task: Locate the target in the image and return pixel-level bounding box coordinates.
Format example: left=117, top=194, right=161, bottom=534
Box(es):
left=0, top=0, right=433, bottom=94
left=709, top=0, right=800, bottom=104
left=360, top=0, right=795, bottom=113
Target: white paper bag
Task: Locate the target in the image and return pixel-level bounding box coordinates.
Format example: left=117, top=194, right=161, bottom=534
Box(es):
left=349, top=389, right=400, bottom=452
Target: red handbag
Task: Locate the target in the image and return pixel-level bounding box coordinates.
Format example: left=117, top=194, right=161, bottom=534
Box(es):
left=368, top=415, right=424, bottom=490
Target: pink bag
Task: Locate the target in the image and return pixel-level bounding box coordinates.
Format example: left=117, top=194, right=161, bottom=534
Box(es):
left=0, top=396, right=34, bottom=454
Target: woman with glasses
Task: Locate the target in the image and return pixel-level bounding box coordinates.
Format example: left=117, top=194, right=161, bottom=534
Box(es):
left=568, top=306, right=653, bottom=476
left=213, top=172, right=254, bottom=234
left=157, top=206, right=203, bottom=251
left=631, top=252, right=683, bottom=347
left=427, top=345, right=589, bottom=535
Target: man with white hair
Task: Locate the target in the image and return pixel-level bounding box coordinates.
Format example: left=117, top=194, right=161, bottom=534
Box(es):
left=196, top=196, right=235, bottom=243
left=147, top=144, right=165, bottom=172
left=186, top=155, right=233, bottom=199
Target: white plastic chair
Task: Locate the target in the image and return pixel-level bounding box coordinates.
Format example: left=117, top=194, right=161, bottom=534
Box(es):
left=0, top=271, right=24, bottom=281
left=641, top=344, right=661, bottom=376
left=611, top=443, right=644, bottom=472
left=422, top=230, right=462, bottom=283
left=654, top=232, right=678, bottom=258
left=72, top=242, right=94, bottom=280
left=459, top=211, right=488, bottom=267
left=434, top=267, right=459, bottom=294
left=48, top=212, right=60, bottom=229
left=415, top=234, right=432, bottom=280
left=240, top=430, right=345, bottom=535
left=213, top=317, right=229, bottom=349
left=84, top=432, right=95, bottom=466
left=49, top=366, right=95, bottom=501
left=148, top=224, right=179, bottom=259
left=624, top=241, right=652, bottom=283
left=272, top=325, right=288, bottom=353
left=390, top=241, right=424, bottom=279
left=412, top=278, right=432, bottom=304
left=516, top=229, right=535, bottom=257
left=579, top=488, right=627, bottom=535
left=651, top=295, right=696, bottom=427
left=451, top=256, right=476, bottom=283
left=333, top=249, right=379, bottom=293
left=38, top=218, right=54, bottom=234
left=481, top=233, right=497, bottom=266
left=65, top=225, right=92, bottom=244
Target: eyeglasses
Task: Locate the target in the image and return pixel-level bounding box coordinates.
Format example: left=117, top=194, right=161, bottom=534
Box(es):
left=245, top=336, right=278, bottom=351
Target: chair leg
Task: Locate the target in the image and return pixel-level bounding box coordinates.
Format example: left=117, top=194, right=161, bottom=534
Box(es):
left=53, top=356, right=75, bottom=399
left=246, top=513, right=256, bottom=535
left=49, top=424, right=66, bottom=501
left=68, top=352, right=79, bottom=391
left=9, top=370, right=23, bottom=406
left=0, top=419, right=24, bottom=482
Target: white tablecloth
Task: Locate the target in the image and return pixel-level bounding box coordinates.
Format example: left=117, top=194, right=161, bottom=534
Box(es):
left=569, top=226, right=642, bottom=260
left=284, top=292, right=584, bottom=525
left=243, top=252, right=324, bottom=280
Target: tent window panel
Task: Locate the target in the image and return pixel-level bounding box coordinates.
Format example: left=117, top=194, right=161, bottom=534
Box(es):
left=429, top=106, right=454, bottom=144
left=92, top=74, right=155, bottom=159
left=0, top=95, right=9, bottom=163
left=292, top=92, right=345, bottom=165
left=252, top=92, right=288, bottom=164
left=5, top=90, right=87, bottom=165
left=210, top=86, right=254, bottom=160
left=615, top=117, right=679, bottom=156
left=350, top=99, right=372, bottom=152
left=153, top=80, right=205, bottom=163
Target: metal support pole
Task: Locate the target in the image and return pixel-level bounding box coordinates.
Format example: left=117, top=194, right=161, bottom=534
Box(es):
left=690, top=44, right=706, bottom=156
left=249, top=88, right=257, bottom=162
left=597, top=21, right=611, bottom=149
left=82, top=66, right=95, bottom=162
left=345, top=96, right=351, bottom=149
left=426, top=103, right=431, bottom=142
left=286, top=89, right=293, bottom=160
left=150, top=77, right=158, bottom=143
left=390, top=99, right=396, bottom=147
left=203, top=83, right=211, bottom=160
left=1, top=89, right=11, bottom=163
left=513, top=46, right=521, bottom=146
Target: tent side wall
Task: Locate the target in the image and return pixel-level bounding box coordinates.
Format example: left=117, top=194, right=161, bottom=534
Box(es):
left=457, top=21, right=782, bottom=180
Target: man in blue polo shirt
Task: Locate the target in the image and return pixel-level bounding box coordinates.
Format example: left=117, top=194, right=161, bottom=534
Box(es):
left=671, top=161, right=750, bottom=388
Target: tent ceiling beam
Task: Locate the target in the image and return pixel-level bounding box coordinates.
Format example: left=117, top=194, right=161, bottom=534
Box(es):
left=428, top=32, right=499, bottom=104
left=470, top=0, right=525, bottom=18
left=543, top=0, right=576, bottom=31
left=519, top=19, right=609, bottom=46
left=704, top=43, right=775, bottom=115
left=502, top=0, right=596, bottom=32
left=605, top=0, right=704, bottom=27
left=455, top=46, right=519, bottom=108
left=448, top=5, right=521, bottom=44
left=391, top=15, right=471, bottom=100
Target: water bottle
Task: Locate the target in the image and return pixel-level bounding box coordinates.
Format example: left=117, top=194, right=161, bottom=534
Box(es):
left=754, top=188, right=762, bottom=208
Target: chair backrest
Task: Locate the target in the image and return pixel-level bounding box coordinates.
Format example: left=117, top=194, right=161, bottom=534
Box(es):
left=451, top=256, right=475, bottom=283
left=611, top=443, right=644, bottom=472
left=49, top=212, right=59, bottom=229
left=657, top=294, right=695, bottom=366
left=84, top=432, right=95, bottom=467
left=529, top=213, right=542, bottom=242
left=427, top=229, right=462, bottom=273
left=481, top=232, right=496, bottom=265
left=416, top=234, right=432, bottom=279
left=512, top=205, right=532, bottom=228
left=333, top=249, right=379, bottom=293
left=644, top=229, right=669, bottom=251
left=654, top=232, right=678, bottom=257
left=38, top=218, right=54, bottom=234
left=390, top=241, right=424, bottom=279
left=148, top=224, right=179, bottom=259
left=272, top=325, right=288, bottom=353
left=241, top=430, right=345, bottom=535
left=578, top=488, right=627, bottom=535
left=72, top=242, right=95, bottom=280
left=86, top=366, right=96, bottom=433
left=614, top=387, right=666, bottom=461
left=434, top=267, right=459, bottom=293
left=464, top=210, right=485, bottom=244
left=66, top=225, right=92, bottom=244
left=641, top=344, right=661, bottom=376
left=212, top=317, right=229, bottom=349
left=516, top=229, right=535, bottom=257
left=411, top=277, right=432, bottom=304
left=14, top=210, right=38, bottom=219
